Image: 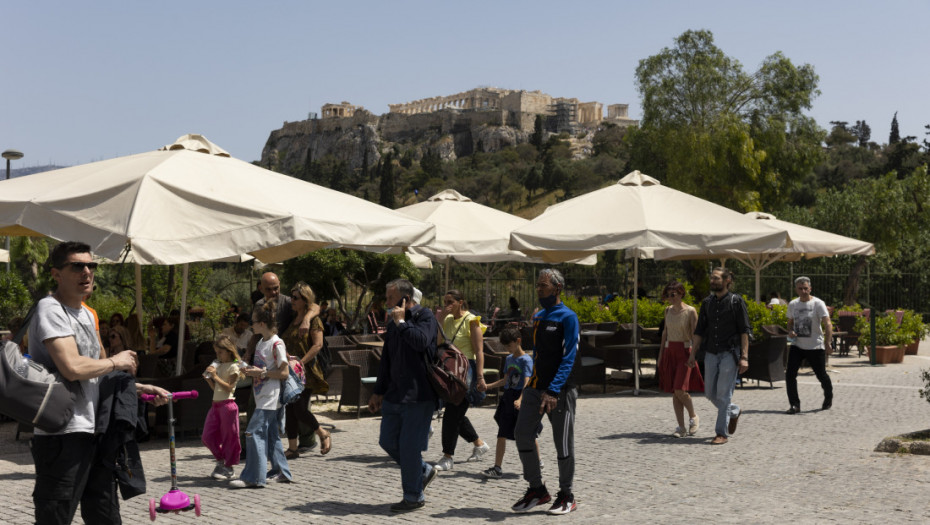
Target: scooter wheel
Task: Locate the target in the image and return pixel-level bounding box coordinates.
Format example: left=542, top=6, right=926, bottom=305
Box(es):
left=149, top=499, right=157, bottom=521
left=194, top=494, right=201, bottom=517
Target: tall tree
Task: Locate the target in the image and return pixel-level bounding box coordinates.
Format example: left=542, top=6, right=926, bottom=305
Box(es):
left=632, top=29, right=823, bottom=210
left=853, top=120, right=871, bottom=148
left=889, top=112, right=901, bottom=144
left=379, top=151, right=395, bottom=208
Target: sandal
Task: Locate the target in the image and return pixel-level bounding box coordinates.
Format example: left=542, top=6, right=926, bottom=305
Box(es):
left=320, top=432, right=332, bottom=455
left=284, top=448, right=300, bottom=460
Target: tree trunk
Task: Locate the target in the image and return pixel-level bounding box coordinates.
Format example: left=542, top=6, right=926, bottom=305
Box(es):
left=843, top=255, right=868, bottom=306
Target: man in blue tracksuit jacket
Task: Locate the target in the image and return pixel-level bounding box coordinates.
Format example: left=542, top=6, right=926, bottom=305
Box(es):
left=511, top=268, right=580, bottom=515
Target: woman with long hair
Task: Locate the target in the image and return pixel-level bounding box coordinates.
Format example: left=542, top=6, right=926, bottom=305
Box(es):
left=657, top=280, right=704, bottom=438
left=282, top=282, right=332, bottom=458
left=433, top=289, right=489, bottom=471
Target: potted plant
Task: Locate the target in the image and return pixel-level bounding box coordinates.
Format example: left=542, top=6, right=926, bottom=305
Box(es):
left=900, top=310, right=929, bottom=355
left=854, top=314, right=911, bottom=364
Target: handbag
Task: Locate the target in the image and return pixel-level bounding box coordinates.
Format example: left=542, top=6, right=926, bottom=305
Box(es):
left=0, top=301, right=78, bottom=433
left=275, top=342, right=304, bottom=405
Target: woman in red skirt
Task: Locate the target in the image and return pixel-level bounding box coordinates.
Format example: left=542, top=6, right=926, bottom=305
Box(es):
left=657, top=280, right=704, bottom=438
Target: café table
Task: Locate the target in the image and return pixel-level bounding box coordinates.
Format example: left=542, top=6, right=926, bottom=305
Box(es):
left=600, top=342, right=661, bottom=396
left=579, top=329, right=614, bottom=347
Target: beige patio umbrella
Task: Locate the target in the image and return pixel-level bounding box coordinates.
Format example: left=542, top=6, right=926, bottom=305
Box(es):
left=0, top=134, right=435, bottom=374
left=510, top=171, right=792, bottom=393
left=654, top=211, right=875, bottom=301
left=398, top=189, right=594, bottom=312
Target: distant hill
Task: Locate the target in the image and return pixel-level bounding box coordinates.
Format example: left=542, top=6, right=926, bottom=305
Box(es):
left=7, top=165, right=67, bottom=179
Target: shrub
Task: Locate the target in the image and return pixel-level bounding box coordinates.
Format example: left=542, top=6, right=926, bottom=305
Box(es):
left=0, top=272, right=31, bottom=330
left=900, top=310, right=929, bottom=343
left=855, top=314, right=911, bottom=347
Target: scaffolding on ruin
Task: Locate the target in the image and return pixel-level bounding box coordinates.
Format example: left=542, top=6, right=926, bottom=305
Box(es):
left=546, top=100, right=577, bottom=134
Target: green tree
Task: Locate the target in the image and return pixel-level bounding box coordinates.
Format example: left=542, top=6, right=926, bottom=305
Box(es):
left=282, top=249, right=419, bottom=331
left=530, top=115, right=545, bottom=151
left=889, top=112, right=901, bottom=144
left=0, top=271, right=31, bottom=329
left=379, top=151, right=395, bottom=208
left=632, top=29, right=823, bottom=210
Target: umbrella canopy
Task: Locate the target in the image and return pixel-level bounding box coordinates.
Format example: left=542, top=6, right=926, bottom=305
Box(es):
left=654, top=211, right=875, bottom=301
left=510, top=171, right=793, bottom=394
left=510, top=171, right=792, bottom=262
left=0, top=134, right=435, bottom=265
left=0, top=248, right=8, bottom=263
left=398, top=189, right=548, bottom=264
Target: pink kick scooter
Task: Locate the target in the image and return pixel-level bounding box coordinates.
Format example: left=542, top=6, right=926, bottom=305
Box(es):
left=140, top=390, right=202, bottom=520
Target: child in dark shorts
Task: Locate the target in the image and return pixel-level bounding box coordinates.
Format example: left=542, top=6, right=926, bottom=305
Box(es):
left=482, top=327, right=543, bottom=479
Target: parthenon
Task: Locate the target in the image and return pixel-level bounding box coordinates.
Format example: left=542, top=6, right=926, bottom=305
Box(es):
left=318, top=87, right=637, bottom=132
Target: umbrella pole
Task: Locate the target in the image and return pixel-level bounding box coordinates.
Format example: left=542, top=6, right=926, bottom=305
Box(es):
left=134, top=263, right=144, bottom=335
left=632, top=256, right=640, bottom=395
left=755, top=267, right=762, bottom=303
left=444, top=260, right=450, bottom=295
left=174, top=264, right=189, bottom=377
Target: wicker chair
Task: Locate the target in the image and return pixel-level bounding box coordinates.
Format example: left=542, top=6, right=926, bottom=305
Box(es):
left=573, top=340, right=608, bottom=394
left=337, top=349, right=381, bottom=418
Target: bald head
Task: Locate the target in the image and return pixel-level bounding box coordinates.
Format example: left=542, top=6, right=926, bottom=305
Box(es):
left=261, top=272, right=281, bottom=301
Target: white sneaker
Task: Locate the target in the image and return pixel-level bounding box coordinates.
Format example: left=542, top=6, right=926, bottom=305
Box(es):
left=688, top=416, right=700, bottom=435
left=672, top=426, right=685, bottom=438
left=434, top=455, right=454, bottom=471
left=213, top=465, right=234, bottom=481
left=466, top=443, right=490, bottom=462
left=229, top=479, right=262, bottom=489
left=210, top=461, right=226, bottom=480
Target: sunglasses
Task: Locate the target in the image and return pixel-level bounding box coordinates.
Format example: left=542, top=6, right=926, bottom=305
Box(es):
left=291, top=295, right=302, bottom=301
left=59, top=262, right=99, bottom=271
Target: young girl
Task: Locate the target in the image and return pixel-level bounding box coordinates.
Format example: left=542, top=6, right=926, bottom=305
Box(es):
left=230, top=302, right=293, bottom=488
left=201, top=334, right=243, bottom=480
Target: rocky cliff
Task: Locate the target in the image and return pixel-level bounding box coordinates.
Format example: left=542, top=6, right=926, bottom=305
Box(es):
left=260, top=109, right=532, bottom=174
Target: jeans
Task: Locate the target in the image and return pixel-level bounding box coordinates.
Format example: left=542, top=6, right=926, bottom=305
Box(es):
left=515, top=386, right=577, bottom=493
left=239, top=408, right=291, bottom=485
left=31, top=432, right=121, bottom=525
left=703, top=351, right=740, bottom=437
left=379, top=400, right=434, bottom=503
left=785, top=346, right=833, bottom=408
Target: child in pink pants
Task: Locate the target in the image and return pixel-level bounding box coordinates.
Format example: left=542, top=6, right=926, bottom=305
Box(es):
left=201, top=334, right=243, bottom=480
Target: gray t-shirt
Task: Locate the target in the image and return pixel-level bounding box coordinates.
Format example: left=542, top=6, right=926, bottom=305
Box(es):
left=29, top=296, right=101, bottom=434
left=788, top=296, right=829, bottom=350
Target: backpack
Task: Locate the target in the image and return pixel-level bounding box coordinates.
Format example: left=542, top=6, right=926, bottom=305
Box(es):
left=423, top=317, right=470, bottom=405
left=0, top=304, right=78, bottom=433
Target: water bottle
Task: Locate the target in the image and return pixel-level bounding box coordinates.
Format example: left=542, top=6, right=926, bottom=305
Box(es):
left=16, top=353, right=32, bottom=377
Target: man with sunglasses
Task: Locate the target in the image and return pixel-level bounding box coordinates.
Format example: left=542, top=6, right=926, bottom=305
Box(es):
left=29, top=241, right=168, bottom=524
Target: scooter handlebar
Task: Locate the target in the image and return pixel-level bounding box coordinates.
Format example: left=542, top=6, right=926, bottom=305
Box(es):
left=140, top=390, right=199, bottom=402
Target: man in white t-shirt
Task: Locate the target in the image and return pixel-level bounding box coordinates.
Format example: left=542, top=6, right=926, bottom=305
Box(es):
left=221, top=312, right=253, bottom=354
left=785, top=276, right=834, bottom=414
left=29, top=241, right=168, bottom=524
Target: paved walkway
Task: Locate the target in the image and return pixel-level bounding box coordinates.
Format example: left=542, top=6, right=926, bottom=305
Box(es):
left=3, top=344, right=930, bottom=524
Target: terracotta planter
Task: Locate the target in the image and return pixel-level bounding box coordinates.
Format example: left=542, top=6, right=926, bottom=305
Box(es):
left=905, top=339, right=920, bottom=355
left=873, top=345, right=905, bottom=364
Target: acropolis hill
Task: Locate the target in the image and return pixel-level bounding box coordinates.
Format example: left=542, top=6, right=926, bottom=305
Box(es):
left=261, top=87, right=637, bottom=173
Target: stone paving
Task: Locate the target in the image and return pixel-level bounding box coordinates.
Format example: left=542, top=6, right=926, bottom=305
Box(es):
left=3, top=344, right=930, bottom=524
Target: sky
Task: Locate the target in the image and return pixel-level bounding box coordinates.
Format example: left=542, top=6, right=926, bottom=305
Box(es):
left=2, top=1, right=928, bottom=169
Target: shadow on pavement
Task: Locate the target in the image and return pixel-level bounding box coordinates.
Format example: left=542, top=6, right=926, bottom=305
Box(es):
left=598, top=431, right=673, bottom=444
left=429, top=506, right=513, bottom=521
left=284, top=500, right=390, bottom=517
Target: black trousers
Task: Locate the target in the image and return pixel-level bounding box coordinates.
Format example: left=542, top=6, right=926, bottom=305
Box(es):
left=441, top=398, right=479, bottom=455
left=785, top=346, right=833, bottom=408
left=32, top=433, right=121, bottom=525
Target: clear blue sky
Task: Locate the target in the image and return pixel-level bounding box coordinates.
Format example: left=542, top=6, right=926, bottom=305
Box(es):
left=2, top=1, right=928, bottom=168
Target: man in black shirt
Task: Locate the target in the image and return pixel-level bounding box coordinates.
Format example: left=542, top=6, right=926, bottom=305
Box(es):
left=688, top=267, right=750, bottom=445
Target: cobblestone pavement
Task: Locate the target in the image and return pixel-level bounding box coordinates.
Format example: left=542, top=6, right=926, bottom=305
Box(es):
left=3, top=345, right=930, bottom=524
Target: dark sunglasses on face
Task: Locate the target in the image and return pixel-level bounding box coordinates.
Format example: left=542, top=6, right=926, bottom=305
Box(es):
left=59, top=262, right=98, bottom=271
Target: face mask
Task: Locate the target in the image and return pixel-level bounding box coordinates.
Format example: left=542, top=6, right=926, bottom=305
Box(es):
left=539, top=293, right=558, bottom=309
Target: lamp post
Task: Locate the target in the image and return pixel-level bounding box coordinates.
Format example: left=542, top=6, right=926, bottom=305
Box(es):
left=2, top=149, right=24, bottom=272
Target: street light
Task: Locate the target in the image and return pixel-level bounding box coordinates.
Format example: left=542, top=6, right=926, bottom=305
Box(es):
left=2, top=149, right=24, bottom=272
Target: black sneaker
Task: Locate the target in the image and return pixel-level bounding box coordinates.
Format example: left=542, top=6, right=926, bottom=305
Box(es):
left=822, top=397, right=833, bottom=410
left=547, top=491, right=577, bottom=515
left=511, top=485, right=551, bottom=513
left=390, top=499, right=425, bottom=513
